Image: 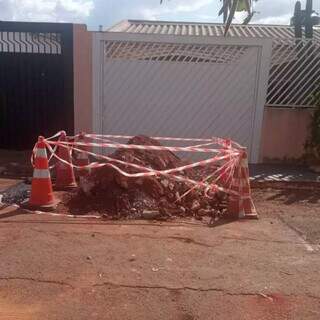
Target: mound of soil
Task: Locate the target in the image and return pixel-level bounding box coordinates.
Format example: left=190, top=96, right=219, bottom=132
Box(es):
left=61, top=135, right=228, bottom=220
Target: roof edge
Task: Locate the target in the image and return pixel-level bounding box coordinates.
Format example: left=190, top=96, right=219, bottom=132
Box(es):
left=118, top=19, right=293, bottom=29
left=106, top=20, right=130, bottom=32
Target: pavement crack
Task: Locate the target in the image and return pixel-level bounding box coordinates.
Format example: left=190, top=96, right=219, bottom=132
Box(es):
left=128, top=234, right=219, bottom=248
left=92, top=282, right=320, bottom=300
left=0, top=276, right=74, bottom=289
left=167, top=236, right=218, bottom=248
left=21, top=228, right=318, bottom=248
left=220, top=235, right=312, bottom=246
left=92, top=281, right=258, bottom=296
left=93, top=282, right=224, bottom=292
left=28, top=230, right=218, bottom=248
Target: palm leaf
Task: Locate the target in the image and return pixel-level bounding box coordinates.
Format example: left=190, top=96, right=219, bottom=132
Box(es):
left=219, top=0, right=231, bottom=16
left=224, top=0, right=239, bottom=36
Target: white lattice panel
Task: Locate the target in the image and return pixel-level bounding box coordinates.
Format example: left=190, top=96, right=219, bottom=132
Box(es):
left=267, top=39, right=320, bottom=107
left=105, top=41, right=248, bottom=64
left=99, top=40, right=262, bottom=161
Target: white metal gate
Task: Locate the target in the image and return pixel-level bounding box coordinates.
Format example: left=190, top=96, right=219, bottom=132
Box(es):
left=93, top=33, right=272, bottom=163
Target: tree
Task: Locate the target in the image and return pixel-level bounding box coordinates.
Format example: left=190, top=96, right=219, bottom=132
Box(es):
left=292, top=0, right=320, bottom=38
left=160, top=0, right=255, bottom=35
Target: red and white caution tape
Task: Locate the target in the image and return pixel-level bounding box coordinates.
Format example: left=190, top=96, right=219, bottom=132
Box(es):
left=86, top=133, right=243, bottom=149
left=45, top=140, right=240, bottom=196
left=31, top=132, right=246, bottom=197
left=51, top=140, right=240, bottom=155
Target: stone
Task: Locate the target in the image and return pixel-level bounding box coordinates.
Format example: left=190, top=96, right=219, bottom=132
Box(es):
left=141, top=210, right=161, bottom=220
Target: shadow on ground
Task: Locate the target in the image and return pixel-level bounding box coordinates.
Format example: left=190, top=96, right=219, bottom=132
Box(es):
left=265, top=188, right=320, bottom=205
left=249, top=164, right=319, bottom=182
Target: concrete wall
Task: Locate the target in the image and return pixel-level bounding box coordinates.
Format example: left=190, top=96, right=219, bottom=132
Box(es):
left=73, top=24, right=93, bottom=134
left=260, top=107, right=313, bottom=162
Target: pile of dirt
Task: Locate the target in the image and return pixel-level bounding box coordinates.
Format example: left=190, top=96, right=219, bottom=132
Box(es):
left=61, top=135, right=228, bottom=220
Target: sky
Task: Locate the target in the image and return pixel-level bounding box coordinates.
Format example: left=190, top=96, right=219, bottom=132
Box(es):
left=0, top=0, right=319, bottom=30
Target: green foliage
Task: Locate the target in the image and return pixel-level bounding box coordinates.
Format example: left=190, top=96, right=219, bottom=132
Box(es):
left=305, top=87, right=320, bottom=160
left=237, top=0, right=251, bottom=12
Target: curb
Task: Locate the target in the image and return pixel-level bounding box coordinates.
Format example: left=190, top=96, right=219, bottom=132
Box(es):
left=251, top=180, right=320, bottom=190
left=0, top=205, right=26, bottom=219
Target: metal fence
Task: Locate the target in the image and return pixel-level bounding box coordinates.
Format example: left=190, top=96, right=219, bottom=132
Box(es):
left=267, top=39, right=320, bottom=107
left=108, top=20, right=320, bottom=109
left=0, top=31, right=61, bottom=54
left=0, top=22, right=74, bottom=150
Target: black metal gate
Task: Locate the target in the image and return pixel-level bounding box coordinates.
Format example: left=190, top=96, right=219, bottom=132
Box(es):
left=0, top=22, right=74, bottom=150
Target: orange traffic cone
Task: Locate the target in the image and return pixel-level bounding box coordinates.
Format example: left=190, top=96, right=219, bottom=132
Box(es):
left=55, top=131, right=77, bottom=190
left=74, top=132, right=90, bottom=180
left=27, top=136, right=58, bottom=211
left=228, top=149, right=258, bottom=219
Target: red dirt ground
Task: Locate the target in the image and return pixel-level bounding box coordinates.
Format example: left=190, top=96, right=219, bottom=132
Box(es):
left=0, top=146, right=320, bottom=319
left=0, top=186, right=320, bottom=319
